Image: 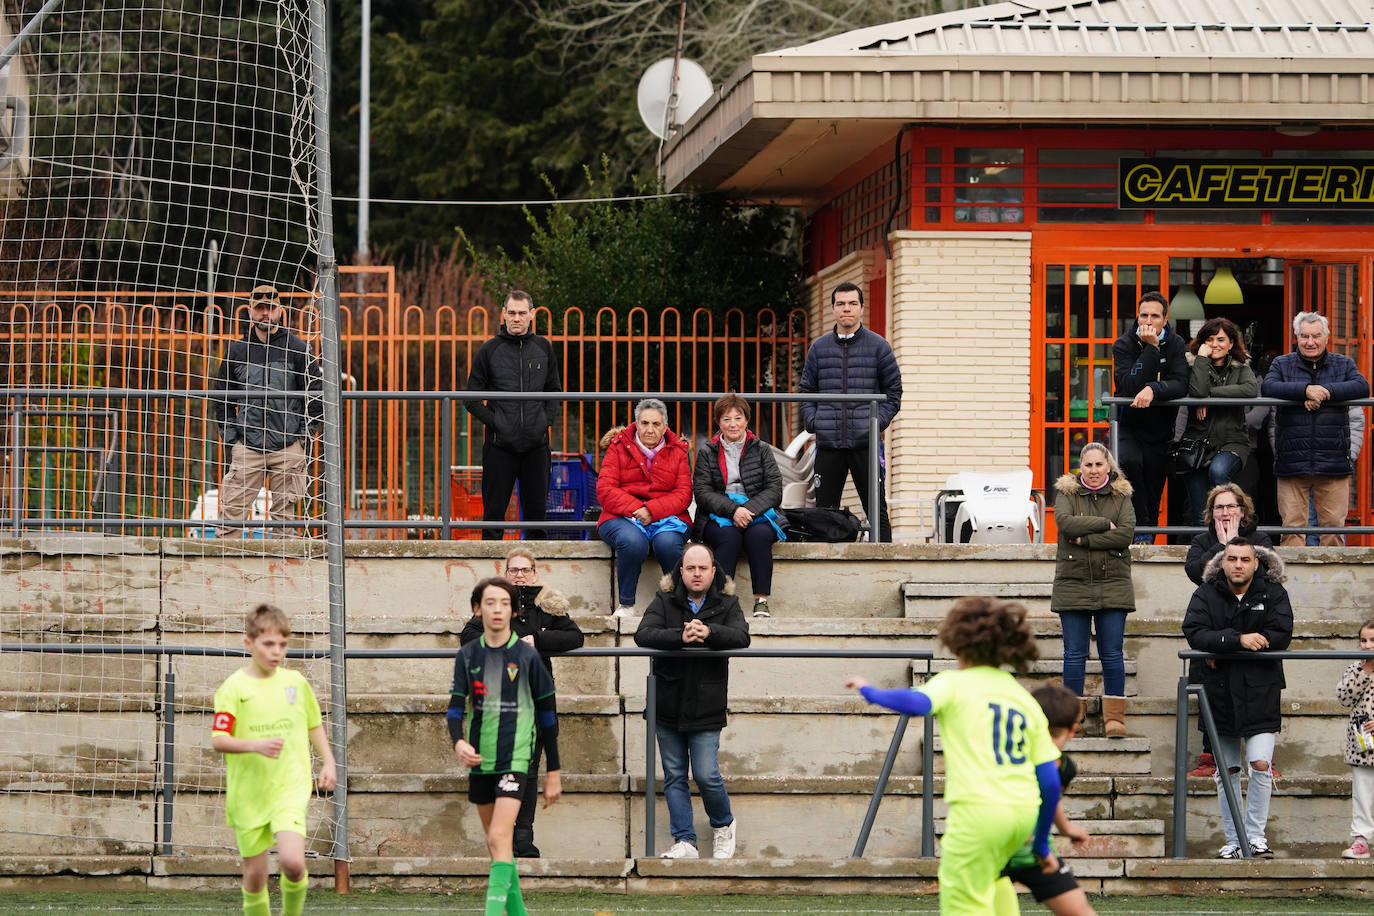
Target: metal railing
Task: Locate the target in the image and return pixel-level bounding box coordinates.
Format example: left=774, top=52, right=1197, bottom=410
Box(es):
left=0, top=642, right=937, bottom=865
left=0, top=388, right=889, bottom=542
left=1172, top=648, right=1374, bottom=859
left=1101, top=395, right=1374, bottom=538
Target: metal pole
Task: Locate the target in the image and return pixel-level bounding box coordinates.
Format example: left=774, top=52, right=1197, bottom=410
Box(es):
left=851, top=714, right=908, bottom=857
left=868, top=404, right=881, bottom=543
left=307, top=0, right=351, bottom=886
left=439, top=396, right=452, bottom=540
left=10, top=398, right=22, bottom=535
left=1172, top=675, right=1189, bottom=858
left=159, top=669, right=176, bottom=856
left=644, top=673, right=657, bottom=858
left=355, top=0, right=370, bottom=290
left=921, top=713, right=935, bottom=857
left=1194, top=686, right=1250, bottom=857
left=0, top=0, right=63, bottom=71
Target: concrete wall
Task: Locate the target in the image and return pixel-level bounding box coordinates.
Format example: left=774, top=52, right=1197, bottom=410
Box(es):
left=5, top=537, right=1374, bottom=862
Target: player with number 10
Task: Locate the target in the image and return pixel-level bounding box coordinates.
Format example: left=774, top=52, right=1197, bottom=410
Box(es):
left=846, top=597, right=1062, bottom=914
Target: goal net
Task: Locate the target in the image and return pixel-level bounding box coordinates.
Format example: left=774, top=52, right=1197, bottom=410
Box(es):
left=0, top=0, right=343, bottom=862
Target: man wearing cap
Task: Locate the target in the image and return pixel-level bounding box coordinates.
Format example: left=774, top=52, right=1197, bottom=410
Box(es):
left=211, top=285, right=323, bottom=536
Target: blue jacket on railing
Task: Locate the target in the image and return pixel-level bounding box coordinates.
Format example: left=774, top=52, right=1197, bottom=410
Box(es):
left=799, top=324, right=903, bottom=450
left=1262, top=349, right=1370, bottom=477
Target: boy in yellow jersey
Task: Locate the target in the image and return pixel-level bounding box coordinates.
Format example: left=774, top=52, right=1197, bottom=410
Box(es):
left=212, top=604, right=337, bottom=916
left=847, top=597, right=1062, bottom=915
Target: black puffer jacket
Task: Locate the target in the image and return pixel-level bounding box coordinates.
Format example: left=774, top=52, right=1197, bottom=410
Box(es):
left=692, top=431, right=783, bottom=536
left=459, top=585, right=584, bottom=679
left=799, top=325, right=902, bottom=449
left=463, top=326, right=562, bottom=452
left=634, top=570, right=751, bottom=732
left=212, top=326, right=322, bottom=453
left=1182, top=546, right=1293, bottom=738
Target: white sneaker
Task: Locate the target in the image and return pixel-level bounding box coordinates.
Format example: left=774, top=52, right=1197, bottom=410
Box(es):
left=661, top=840, right=698, bottom=859
left=712, top=821, right=736, bottom=859
left=1217, top=843, right=1242, bottom=859
left=613, top=605, right=635, bottom=618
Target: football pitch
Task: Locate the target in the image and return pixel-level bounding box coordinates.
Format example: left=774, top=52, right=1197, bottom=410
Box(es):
left=0, top=891, right=1360, bottom=914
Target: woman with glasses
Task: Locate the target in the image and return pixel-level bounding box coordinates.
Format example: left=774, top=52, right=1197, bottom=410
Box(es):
left=1183, top=483, right=1272, bottom=586
left=1181, top=483, right=1273, bottom=778
left=459, top=546, right=584, bottom=857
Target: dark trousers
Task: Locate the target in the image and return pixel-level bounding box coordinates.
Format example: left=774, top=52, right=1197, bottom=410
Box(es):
left=481, top=440, right=550, bottom=540
left=1116, top=429, right=1168, bottom=532
left=814, top=446, right=891, bottom=542
left=516, top=731, right=544, bottom=831
left=701, top=520, right=777, bottom=595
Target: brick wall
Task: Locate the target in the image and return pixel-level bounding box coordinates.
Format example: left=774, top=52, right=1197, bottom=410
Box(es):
left=887, top=231, right=1033, bottom=540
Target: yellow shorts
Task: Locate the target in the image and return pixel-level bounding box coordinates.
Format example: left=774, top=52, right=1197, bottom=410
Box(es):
left=234, top=806, right=307, bottom=858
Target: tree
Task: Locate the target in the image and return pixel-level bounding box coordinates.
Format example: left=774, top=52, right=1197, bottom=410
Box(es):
left=464, top=164, right=804, bottom=328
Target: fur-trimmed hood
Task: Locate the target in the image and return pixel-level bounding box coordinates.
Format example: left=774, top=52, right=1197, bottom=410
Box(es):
left=533, top=586, right=569, bottom=616
left=1054, top=471, right=1133, bottom=498
left=1202, top=543, right=1286, bottom=584
left=657, top=571, right=737, bottom=596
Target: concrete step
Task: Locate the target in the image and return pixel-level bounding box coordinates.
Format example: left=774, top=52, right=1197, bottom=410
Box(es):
left=9, top=853, right=1374, bottom=898
left=931, top=818, right=1167, bottom=858
left=931, top=736, right=1152, bottom=775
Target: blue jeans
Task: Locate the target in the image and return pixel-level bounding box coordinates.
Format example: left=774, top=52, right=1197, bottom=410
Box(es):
left=599, top=516, right=687, bottom=606
left=1059, top=609, right=1127, bottom=697
left=1185, top=450, right=1243, bottom=525
left=656, top=725, right=733, bottom=845
left=1213, top=732, right=1276, bottom=847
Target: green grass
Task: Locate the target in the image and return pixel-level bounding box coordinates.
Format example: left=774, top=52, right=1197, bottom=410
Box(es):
left=0, top=891, right=1363, bottom=914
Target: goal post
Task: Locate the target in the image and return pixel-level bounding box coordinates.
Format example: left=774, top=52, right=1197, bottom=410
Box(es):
left=0, top=0, right=350, bottom=877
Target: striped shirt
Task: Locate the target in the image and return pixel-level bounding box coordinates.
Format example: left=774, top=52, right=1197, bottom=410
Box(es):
left=446, top=633, right=559, bottom=774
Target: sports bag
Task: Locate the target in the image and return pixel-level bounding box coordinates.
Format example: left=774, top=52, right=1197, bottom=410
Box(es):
left=782, top=506, right=862, bottom=542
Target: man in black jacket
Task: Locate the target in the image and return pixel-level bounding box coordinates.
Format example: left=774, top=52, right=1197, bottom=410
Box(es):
left=464, top=291, right=562, bottom=539
left=458, top=547, right=584, bottom=857
left=1112, top=290, right=1188, bottom=539
left=634, top=543, right=750, bottom=859
left=211, top=285, right=322, bottom=536
left=1182, top=537, right=1293, bottom=859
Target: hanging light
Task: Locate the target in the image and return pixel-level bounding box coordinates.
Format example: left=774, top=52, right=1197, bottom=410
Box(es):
left=1204, top=266, right=1244, bottom=305
left=1170, top=284, right=1204, bottom=320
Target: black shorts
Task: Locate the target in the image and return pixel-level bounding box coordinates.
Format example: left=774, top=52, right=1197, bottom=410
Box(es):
left=1002, top=860, right=1079, bottom=903
left=468, top=771, right=528, bottom=805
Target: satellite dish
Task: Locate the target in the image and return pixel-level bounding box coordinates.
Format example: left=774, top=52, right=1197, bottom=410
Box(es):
left=637, top=57, right=713, bottom=140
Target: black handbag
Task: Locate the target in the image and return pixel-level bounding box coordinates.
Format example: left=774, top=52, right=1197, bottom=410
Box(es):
left=1170, top=436, right=1208, bottom=473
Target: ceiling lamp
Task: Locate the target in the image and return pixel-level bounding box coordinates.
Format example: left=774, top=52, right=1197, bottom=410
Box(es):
left=1204, top=266, right=1244, bottom=305
left=1170, top=284, right=1204, bottom=320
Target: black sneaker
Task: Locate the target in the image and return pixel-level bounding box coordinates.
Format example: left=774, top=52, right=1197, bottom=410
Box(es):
left=1250, top=839, right=1274, bottom=859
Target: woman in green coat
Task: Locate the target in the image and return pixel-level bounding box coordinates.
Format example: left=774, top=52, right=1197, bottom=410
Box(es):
left=1052, top=441, right=1135, bottom=738
left=1180, top=317, right=1259, bottom=524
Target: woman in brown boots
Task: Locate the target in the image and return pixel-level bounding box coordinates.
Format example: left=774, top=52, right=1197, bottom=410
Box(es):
left=1051, top=441, right=1135, bottom=738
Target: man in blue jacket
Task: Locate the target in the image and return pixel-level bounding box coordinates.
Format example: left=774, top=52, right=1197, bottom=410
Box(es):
left=1262, top=311, right=1370, bottom=546
left=1111, top=290, right=1189, bottom=539
left=799, top=282, right=903, bottom=542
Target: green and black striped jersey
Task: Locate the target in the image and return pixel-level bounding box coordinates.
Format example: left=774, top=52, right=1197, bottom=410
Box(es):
left=446, top=633, right=559, bottom=775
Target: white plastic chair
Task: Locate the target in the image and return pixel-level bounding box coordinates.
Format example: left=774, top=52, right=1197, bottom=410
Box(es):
left=946, top=470, right=1044, bottom=544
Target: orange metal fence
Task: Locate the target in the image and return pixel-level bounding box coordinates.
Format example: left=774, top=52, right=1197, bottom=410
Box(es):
left=0, top=267, right=810, bottom=538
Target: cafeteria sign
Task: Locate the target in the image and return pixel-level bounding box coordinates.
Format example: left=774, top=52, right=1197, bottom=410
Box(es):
left=1119, top=158, right=1374, bottom=209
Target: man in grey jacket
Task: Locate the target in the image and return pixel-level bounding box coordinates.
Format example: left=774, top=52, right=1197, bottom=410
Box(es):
left=211, top=285, right=322, bottom=536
